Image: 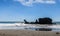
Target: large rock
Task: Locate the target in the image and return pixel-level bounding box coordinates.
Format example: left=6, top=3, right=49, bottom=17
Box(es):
left=38, top=17, right=52, bottom=24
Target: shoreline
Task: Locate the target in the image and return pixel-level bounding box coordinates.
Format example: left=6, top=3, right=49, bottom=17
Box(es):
left=0, top=30, right=60, bottom=36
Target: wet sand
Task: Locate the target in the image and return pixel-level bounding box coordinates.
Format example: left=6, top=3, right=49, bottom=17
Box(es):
left=0, top=30, right=60, bottom=36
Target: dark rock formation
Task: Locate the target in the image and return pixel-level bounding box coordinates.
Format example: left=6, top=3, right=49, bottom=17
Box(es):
left=24, top=19, right=29, bottom=24
left=56, top=32, right=60, bottom=34
left=24, top=17, right=53, bottom=24
left=35, top=19, right=38, bottom=24
left=24, top=17, right=53, bottom=31
left=38, top=17, right=52, bottom=24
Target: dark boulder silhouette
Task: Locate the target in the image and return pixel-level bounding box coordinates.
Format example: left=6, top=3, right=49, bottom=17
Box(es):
left=38, top=17, right=52, bottom=24
left=35, top=19, right=38, bottom=24
left=24, top=17, right=53, bottom=24
left=56, top=32, right=60, bottom=34
left=24, top=19, right=29, bottom=24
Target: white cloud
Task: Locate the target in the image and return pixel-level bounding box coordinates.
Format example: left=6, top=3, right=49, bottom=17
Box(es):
left=35, top=0, right=56, bottom=4
left=14, top=0, right=56, bottom=6
left=14, top=0, right=33, bottom=6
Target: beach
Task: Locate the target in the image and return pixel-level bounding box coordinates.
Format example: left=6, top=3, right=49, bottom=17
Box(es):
left=0, top=30, right=60, bottom=36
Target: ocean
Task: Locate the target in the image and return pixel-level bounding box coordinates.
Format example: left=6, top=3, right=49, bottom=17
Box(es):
left=0, top=22, right=60, bottom=31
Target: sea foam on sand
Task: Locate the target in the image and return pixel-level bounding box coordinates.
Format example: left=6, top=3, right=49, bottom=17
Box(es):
left=0, top=23, right=60, bottom=31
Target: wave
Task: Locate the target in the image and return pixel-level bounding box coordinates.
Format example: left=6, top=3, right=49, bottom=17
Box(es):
left=0, top=23, right=60, bottom=28
left=0, top=23, right=60, bottom=31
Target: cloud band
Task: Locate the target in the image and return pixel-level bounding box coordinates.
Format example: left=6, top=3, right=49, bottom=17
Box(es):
left=14, top=0, right=56, bottom=6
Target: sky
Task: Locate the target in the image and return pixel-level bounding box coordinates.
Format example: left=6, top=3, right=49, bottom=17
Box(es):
left=0, top=0, right=60, bottom=22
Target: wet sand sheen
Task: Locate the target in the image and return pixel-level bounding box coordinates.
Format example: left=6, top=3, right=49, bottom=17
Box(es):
left=0, top=30, right=60, bottom=36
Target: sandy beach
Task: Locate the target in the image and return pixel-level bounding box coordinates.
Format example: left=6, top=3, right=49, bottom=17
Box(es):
left=0, top=30, right=59, bottom=36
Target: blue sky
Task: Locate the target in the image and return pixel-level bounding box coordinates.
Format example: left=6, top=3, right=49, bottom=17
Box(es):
left=0, top=0, right=60, bottom=22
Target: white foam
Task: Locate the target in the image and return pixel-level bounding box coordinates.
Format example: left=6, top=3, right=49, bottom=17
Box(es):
left=0, top=23, right=60, bottom=31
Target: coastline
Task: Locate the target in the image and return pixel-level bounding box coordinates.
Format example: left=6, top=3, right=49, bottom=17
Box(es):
left=0, top=30, right=60, bottom=36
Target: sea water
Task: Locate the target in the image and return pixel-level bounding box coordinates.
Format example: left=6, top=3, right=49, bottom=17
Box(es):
left=0, top=23, right=60, bottom=31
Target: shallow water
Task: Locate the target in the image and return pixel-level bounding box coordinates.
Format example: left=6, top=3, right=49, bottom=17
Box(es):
left=0, top=23, right=60, bottom=31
